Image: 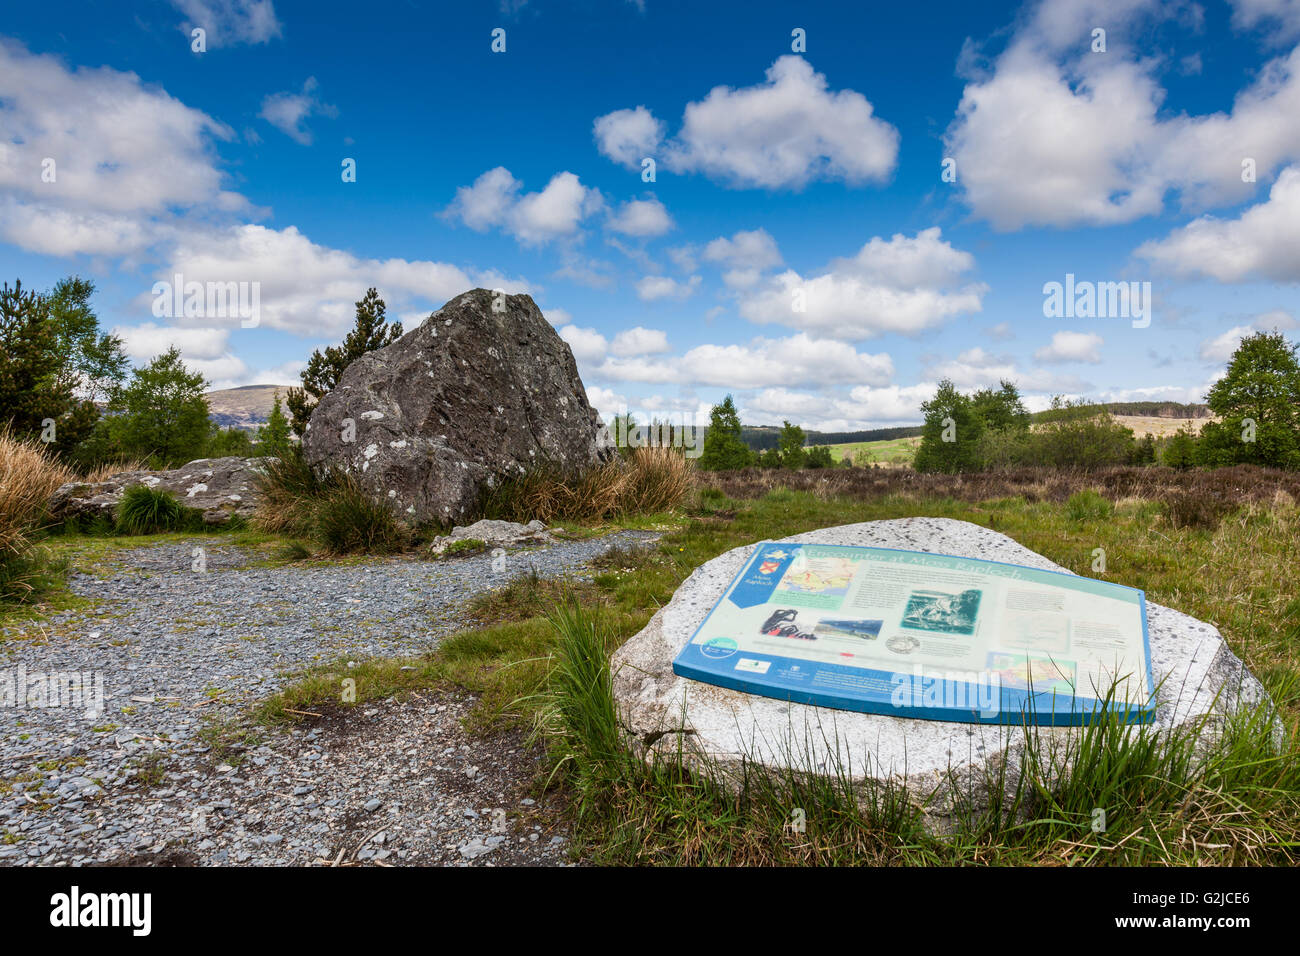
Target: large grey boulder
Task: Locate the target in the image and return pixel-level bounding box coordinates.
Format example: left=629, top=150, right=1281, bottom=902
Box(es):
left=48, top=457, right=268, bottom=525
left=612, top=517, right=1275, bottom=833
left=302, top=289, right=611, bottom=525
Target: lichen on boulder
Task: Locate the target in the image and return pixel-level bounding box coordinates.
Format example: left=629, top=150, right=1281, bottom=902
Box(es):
left=47, top=457, right=268, bottom=526
left=302, top=289, right=613, bottom=526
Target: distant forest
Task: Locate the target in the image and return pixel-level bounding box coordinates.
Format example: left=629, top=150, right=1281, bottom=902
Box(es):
left=739, top=401, right=1211, bottom=450
left=741, top=424, right=923, bottom=450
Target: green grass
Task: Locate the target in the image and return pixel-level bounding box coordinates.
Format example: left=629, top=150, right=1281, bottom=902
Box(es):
left=56, top=478, right=1300, bottom=865
left=459, top=486, right=1300, bottom=864
left=434, top=537, right=489, bottom=558
left=114, top=486, right=192, bottom=535
left=544, top=597, right=1295, bottom=865
left=313, top=480, right=407, bottom=555
left=40, top=527, right=295, bottom=573
left=507, top=487, right=1297, bottom=865
left=1065, top=488, right=1113, bottom=521
left=0, top=545, right=69, bottom=607
left=388, top=485, right=1300, bottom=749
left=823, top=435, right=921, bottom=465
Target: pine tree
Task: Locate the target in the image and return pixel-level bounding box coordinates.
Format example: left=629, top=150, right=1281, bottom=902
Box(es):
left=0, top=276, right=128, bottom=461
left=698, top=395, right=753, bottom=470
left=256, top=390, right=293, bottom=459
left=0, top=280, right=63, bottom=440
left=1163, top=427, right=1198, bottom=470
left=287, top=288, right=403, bottom=436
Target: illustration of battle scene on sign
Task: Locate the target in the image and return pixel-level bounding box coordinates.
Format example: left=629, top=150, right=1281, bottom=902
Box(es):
left=759, top=608, right=884, bottom=642
left=900, top=588, right=982, bottom=635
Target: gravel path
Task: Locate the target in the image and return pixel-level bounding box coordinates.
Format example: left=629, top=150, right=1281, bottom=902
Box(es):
left=0, top=531, right=656, bottom=866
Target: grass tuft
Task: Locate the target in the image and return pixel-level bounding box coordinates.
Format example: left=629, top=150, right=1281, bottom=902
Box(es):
left=253, top=446, right=407, bottom=554
left=313, top=478, right=407, bottom=555
left=1065, top=488, right=1112, bottom=521
left=482, top=447, right=692, bottom=524
left=114, top=485, right=186, bottom=535
left=251, top=446, right=321, bottom=537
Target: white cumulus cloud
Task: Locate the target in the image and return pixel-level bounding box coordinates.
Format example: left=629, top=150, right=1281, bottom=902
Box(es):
left=444, top=167, right=602, bottom=244
left=259, top=76, right=336, bottom=145
left=150, top=223, right=525, bottom=337
left=610, top=326, right=671, bottom=356
left=946, top=4, right=1300, bottom=229
left=170, top=0, right=283, bottom=48
left=606, top=196, right=674, bottom=237
left=592, top=106, right=664, bottom=168
left=594, top=56, right=898, bottom=189
left=1136, top=165, right=1300, bottom=282
left=737, top=227, right=985, bottom=340
left=0, top=39, right=239, bottom=219
left=593, top=333, right=893, bottom=390
left=1035, top=330, right=1104, bottom=363
left=635, top=274, right=701, bottom=302
left=558, top=324, right=609, bottom=363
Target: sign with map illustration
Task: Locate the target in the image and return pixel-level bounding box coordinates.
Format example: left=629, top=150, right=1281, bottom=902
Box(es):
left=672, top=543, right=1153, bottom=725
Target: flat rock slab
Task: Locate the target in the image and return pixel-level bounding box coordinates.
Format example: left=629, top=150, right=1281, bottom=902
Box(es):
left=611, top=517, right=1273, bottom=831
left=428, top=518, right=554, bottom=555
left=48, top=457, right=269, bottom=526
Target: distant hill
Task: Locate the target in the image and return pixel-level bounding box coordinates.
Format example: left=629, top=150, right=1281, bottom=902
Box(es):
left=205, top=384, right=284, bottom=430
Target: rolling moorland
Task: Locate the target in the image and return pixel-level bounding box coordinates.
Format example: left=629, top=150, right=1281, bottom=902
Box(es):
left=0, top=282, right=1294, bottom=868
left=3, top=281, right=1298, bottom=866
left=3, top=434, right=1297, bottom=866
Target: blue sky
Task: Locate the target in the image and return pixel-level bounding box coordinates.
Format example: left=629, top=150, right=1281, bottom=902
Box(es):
left=2, top=0, right=1298, bottom=430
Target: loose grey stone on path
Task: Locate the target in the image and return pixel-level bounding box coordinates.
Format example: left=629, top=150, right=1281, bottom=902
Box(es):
left=0, top=529, right=654, bottom=866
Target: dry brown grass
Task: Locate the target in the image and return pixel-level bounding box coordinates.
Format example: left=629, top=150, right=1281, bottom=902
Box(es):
left=0, top=428, right=73, bottom=553
left=1111, top=414, right=1216, bottom=439
left=509, top=459, right=627, bottom=524
left=0, top=429, right=74, bottom=602
left=81, top=458, right=147, bottom=483
left=484, top=448, right=694, bottom=524
left=252, top=447, right=320, bottom=536
left=699, top=463, right=1300, bottom=507
left=619, top=447, right=694, bottom=515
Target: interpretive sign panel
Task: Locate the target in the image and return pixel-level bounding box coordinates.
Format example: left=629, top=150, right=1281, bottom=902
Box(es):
left=671, top=543, right=1153, bottom=725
